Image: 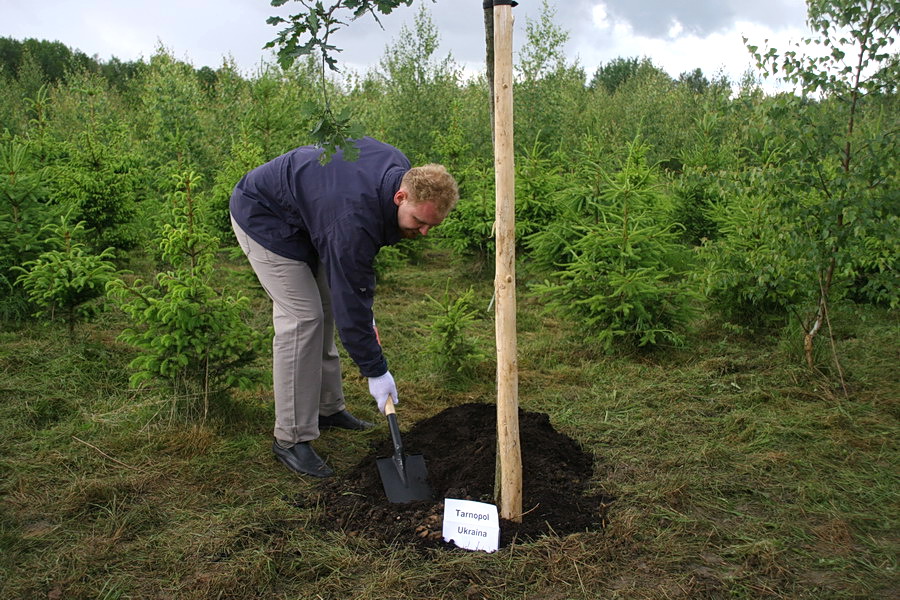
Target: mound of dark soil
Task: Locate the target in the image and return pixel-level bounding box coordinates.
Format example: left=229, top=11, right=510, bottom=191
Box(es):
left=311, top=403, right=611, bottom=550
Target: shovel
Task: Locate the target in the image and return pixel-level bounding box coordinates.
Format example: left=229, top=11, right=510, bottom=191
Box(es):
left=376, top=399, right=432, bottom=503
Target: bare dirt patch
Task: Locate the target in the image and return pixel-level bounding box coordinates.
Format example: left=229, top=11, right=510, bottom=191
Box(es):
left=305, top=402, right=611, bottom=550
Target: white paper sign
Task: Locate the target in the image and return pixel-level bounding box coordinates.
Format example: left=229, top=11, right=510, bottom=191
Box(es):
left=442, top=498, right=500, bottom=553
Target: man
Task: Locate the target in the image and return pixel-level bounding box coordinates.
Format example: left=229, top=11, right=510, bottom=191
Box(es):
left=230, top=137, right=458, bottom=478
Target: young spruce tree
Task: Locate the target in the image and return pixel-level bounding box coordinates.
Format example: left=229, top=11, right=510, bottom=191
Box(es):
left=108, top=171, right=266, bottom=420
left=16, top=213, right=117, bottom=340
left=533, top=139, right=699, bottom=351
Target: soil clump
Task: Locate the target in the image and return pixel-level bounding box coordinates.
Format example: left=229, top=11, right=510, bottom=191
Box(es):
left=310, top=402, right=611, bottom=550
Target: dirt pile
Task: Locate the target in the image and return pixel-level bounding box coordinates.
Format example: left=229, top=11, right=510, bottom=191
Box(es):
left=310, top=403, right=611, bottom=550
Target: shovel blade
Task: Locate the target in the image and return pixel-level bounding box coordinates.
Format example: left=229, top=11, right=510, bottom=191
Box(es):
left=376, top=453, right=432, bottom=503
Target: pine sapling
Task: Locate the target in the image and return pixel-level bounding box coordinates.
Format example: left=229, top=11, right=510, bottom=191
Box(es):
left=426, top=285, right=486, bottom=384
left=15, top=213, right=117, bottom=340
left=107, top=171, right=266, bottom=420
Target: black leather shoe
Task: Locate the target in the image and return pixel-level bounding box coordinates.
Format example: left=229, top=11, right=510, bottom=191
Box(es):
left=272, top=441, right=334, bottom=478
left=319, top=409, right=374, bottom=431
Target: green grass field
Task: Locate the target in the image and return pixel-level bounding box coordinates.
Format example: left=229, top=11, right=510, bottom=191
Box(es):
left=1, top=248, right=897, bottom=599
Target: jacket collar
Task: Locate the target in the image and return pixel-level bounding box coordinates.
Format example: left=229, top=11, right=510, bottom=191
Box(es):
left=380, top=166, right=406, bottom=245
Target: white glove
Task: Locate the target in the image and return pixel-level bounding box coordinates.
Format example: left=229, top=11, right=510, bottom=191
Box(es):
left=368, top=371, right=398, bottom=414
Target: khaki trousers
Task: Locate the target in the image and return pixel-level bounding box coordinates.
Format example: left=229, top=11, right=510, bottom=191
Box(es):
left=232, top=217, right=345, bottom=443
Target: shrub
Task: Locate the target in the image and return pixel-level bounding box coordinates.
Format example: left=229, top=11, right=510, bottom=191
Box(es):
left=698, top=181, right=809, bottom=328
left=15, top=214, right=117, bottom=339
left=0, top=135, right=56, bottom=320
left=203, top=131, right=264, bottom=241
left=434, top=168, right=495, bottom=270
left=107, top=171, right=267, bottom=419
left=426, top=285, right=486, bottom=384
left=45, top=76, right=143, bottom=253
left=532, top=139, right=698, bottom=350
left=514, top=140, right=566, bottom=248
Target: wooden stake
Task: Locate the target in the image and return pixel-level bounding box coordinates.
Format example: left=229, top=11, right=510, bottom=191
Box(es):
left=483, top=1, right=495, bottom=143
left=493, top=1, right=522, bottom=523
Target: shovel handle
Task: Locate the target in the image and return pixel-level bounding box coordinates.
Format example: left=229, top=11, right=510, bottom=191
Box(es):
left=384, top=395, right=406, bottom=467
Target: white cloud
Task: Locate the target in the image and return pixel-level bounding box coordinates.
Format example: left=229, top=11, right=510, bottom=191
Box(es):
left=575, top=11, right=809, bottom=88
left=0, top=0, right=814, bottom=86
left=592, top=5, right=610, bottom=29
left=86, top=15, right=153, bottom=63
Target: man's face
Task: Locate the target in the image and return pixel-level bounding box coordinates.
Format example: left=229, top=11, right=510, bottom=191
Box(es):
left=394, top=189, right=445, bottom=239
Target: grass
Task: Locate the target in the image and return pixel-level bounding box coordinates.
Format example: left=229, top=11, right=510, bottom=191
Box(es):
left=1, top=246, right=897, bottom=599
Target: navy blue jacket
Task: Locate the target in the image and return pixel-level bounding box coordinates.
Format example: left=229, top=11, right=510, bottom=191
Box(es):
left=229, top=137, right=409, bottom=377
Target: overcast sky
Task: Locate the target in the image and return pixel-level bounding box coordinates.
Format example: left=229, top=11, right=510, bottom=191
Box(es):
left=2, top=0, right=812, bottom=85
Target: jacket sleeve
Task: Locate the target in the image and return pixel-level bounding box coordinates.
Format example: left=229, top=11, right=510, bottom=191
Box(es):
left=318, top=214, right=387, bottom=378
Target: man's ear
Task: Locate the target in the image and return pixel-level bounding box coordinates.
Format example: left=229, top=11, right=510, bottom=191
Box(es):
left=393, top=188, right=407, bottom=206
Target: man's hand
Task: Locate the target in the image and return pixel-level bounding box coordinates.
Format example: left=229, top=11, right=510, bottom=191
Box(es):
left=368, top=371, right=398, bottom=414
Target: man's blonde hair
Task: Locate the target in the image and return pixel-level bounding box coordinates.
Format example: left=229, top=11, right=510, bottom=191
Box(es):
left=401, top=164, right=459, bottom=216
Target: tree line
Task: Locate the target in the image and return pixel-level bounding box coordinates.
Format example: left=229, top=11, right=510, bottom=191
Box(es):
left=1, top=0, right=896, bottom=401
